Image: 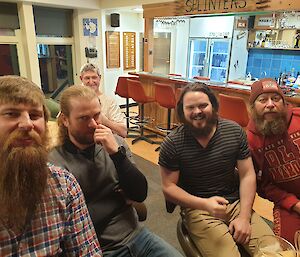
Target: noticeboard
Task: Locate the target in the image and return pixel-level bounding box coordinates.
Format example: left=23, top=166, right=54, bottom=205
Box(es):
left=123, top=32, right=136, bottom=70
left=105, top=31, right=120, bottom=68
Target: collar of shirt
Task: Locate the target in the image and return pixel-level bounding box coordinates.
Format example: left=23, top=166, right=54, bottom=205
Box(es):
left=64, top=139, right=102, bottom=160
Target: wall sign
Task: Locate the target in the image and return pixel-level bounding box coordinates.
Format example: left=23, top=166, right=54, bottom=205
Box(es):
left=83, top=18, right=98, bottom=36
left=172, top=0, right=298, bottom=16
left=105, top=31, right=120, bottom=68
left=123, top=32, right=136, bottom=70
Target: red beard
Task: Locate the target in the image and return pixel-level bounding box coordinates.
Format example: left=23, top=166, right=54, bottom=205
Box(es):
left=0, top=129, right=49, bottom=231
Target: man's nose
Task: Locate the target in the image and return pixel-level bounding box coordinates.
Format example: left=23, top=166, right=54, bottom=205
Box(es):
left=89, top=118, right=98, bottom=128
left=18, top=113, right=34, bottom=130
left=194, top=107, right=203, bottom=113
left=265, top=98, right=275, bottom=108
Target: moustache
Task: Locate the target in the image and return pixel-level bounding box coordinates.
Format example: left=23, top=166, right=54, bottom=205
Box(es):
left=264, top=111, right=278, bottom=114
left=192, top=113, right=206, bottom=119
left=3, top=130, right=42, bottom=152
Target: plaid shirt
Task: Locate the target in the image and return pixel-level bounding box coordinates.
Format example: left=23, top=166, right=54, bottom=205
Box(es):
left=0, top=163, right=102, bottom=257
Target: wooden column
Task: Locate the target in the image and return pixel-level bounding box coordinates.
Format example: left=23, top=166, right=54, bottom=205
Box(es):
left=143, top=18, right=154, bottom=72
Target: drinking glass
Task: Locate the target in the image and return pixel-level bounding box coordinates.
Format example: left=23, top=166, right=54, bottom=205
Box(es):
left=254, top=235, right=297, bottom=257
left=294, top=230, right=300, bottom=256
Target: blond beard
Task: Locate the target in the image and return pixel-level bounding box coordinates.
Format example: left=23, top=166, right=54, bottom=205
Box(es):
left=252, top=109, right=288, bottom=136
left=0, top=129, right=49, bottom=231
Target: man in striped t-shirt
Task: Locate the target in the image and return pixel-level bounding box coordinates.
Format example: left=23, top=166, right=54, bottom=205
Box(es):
left=159, top=82, right=273, bottom=257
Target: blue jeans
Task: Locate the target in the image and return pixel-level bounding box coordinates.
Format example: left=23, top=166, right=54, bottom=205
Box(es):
left=103, top=227, right=183, bottom=257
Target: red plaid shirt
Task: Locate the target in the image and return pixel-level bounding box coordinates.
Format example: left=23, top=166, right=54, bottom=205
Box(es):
left=0, top=163, right=102, bottom=256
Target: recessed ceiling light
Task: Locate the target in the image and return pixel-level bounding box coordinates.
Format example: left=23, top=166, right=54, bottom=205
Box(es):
left=132, top=7, right=143, bottom=12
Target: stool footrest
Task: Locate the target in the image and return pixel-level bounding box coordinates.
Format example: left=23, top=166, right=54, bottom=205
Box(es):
left=132, top=134, right=160, bottom=145
left=156, top=123, right=179, bottom=134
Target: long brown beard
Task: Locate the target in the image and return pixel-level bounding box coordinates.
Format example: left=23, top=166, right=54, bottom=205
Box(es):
left=0, top=129, right=49, bottom=231
left=251, top=109, right=288, bottom=136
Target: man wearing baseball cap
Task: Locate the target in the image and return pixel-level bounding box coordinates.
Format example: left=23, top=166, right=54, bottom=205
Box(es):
left=247, top=78, right=300, bottom=245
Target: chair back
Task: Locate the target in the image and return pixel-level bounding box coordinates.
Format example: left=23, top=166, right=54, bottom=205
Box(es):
left=154, top=82, right=176, bottom=109
left=45, top=98, right=60, bottom=120
left=218, top=93, right=249, bottom=127
left=193, top=76, right=210, bottom=81
left=127, top=78, right=150, bottom=104
left=115, top=76, right=138, bottom=98
left=175, top=88, right=183, bottom=104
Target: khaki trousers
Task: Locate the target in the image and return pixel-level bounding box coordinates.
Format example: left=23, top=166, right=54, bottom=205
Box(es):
left=182, top=200, right=274, bottom=257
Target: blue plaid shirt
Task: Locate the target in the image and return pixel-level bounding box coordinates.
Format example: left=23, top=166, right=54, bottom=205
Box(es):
left=0, top=163, right=102, bottom=256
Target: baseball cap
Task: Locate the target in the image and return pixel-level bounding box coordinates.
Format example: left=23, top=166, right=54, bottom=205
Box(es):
left=249, top=78, right=284, bottom=104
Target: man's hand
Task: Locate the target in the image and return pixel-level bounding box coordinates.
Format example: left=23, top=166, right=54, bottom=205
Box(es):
left=292, top=201, right=300, bottom=215
left=229, top=217, right=251, bottom=244
left=94, top=124, right=118, bottom=154
left=100, top=113, right=110, bottom=127
left=204, top=196, right=228, bottom=220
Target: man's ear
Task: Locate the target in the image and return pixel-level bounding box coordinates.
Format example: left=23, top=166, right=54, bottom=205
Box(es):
left=60, top=113, right=69, bottom=127
left=79, top=75, right=83, bottom=81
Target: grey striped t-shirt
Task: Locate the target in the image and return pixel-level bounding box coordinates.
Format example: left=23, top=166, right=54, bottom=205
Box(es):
left=159, top=118, right=250, bottom=199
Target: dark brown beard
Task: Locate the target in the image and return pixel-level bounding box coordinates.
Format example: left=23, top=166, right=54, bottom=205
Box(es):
left=0, top=130, right=49, bottom=231
left=184, top=110, right=218, bottom=138
left=251, top=109, right=288, bottom=136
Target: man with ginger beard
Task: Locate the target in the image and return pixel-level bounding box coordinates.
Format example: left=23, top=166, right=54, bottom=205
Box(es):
left=159, top=82, right=273, bottom=257
left=247, top=78, right=300, bottom=245
left=0, top=76, right=102, bottom=257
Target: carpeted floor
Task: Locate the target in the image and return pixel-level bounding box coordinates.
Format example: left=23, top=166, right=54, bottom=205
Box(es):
left=132, top=153, right=183, bottom=254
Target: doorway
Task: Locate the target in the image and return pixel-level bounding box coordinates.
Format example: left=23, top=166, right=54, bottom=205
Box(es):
left=153, top=32, right=171, bottom=74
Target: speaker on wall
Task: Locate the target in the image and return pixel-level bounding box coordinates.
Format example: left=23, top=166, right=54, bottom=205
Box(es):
left=248, top=16, right=255, bottom=29
left=111, top=13, right=120, bottom=27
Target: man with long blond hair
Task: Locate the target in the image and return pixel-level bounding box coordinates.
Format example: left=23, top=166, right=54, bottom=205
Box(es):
left=49, top=85, right=183, bottom=257
left=0, top=76, right=102, bottom=256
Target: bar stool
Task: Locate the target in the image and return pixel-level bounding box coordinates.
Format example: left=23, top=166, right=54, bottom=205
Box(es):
left=127, top=78, right=158, bottom=145
left=154, top=82, right=178, bottom=151
left=115, top=76, right=139, bottom=137
left=218, top=93, right=249, bottom=128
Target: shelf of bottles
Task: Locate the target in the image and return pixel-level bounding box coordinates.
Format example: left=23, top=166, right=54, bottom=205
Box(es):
left=209, top=41, right=229, bottom=82
left=190, top=40, right=207, bottom=77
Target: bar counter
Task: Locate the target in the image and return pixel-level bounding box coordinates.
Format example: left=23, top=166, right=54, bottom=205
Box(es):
left=129, top=71, right=300, bottom=133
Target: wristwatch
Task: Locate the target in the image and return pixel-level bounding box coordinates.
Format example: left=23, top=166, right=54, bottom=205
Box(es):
left=110, top=145, right=126, bottom=164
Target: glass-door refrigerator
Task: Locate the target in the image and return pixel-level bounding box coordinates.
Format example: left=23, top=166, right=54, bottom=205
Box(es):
left=188, top=38, right=231, bottom=82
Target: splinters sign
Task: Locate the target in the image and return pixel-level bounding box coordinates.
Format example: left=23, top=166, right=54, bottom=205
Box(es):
left=174, top=0, right=298, bottom=16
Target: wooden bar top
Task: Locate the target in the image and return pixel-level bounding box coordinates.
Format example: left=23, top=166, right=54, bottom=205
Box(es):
left=129, top=71, right=300, bottom=106
left=128, top=72, right=300, bottom=134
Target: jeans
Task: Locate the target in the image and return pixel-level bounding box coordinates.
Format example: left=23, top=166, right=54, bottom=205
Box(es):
left=103, top=227, right=183, bottom=257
